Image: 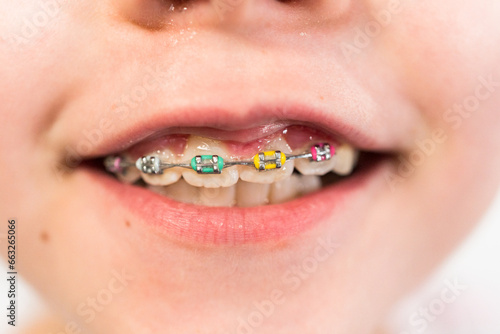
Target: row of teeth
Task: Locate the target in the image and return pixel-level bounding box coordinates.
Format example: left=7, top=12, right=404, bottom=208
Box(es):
left=147, top=176, right=323, bottom=207
left=104, top=136, right=359, bottom=189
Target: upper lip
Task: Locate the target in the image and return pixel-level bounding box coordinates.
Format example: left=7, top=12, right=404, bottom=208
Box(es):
left=95, top=104, right=375, bottom=158
left=63, top=101, right=406, bottom=162
left=53, top=61, right=418, bottom=162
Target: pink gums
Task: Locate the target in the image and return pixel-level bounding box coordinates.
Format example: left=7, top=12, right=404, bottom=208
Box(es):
left=127, top=125, right=338, bottom=160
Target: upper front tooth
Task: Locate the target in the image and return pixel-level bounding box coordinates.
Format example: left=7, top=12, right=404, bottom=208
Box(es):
left=139, top=149, right=182, bottom=186
left=331, top=143, right=359, bottom=176
left=239, top=136, right=294, bottom=184
left=182, top=136, right=239, bottom=188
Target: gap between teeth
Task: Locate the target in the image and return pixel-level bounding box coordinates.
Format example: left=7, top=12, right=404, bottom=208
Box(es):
left=124, top=135, right=358, bottom=188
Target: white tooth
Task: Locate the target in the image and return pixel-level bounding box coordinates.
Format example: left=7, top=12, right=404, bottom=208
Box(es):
left=294, top=147, right=336, bottom=176
left=296, top=175, right=322, bottom=195
left=197, top=185, right=236, bottom=207
left=269, top=174, right=301, bottom=204
left=140, top=149, right=182, bottom=186
left=269, top=174, right=322, bottom=204
left=117, top=153, right=141, bottom=183
left=149, top=181, right=237, bottom=207
left=236, top=181, right=270, bottom=207
left=332, top=144, right=359, bottom=176
left=239, top=136, right=294, bottom=184
left=148, top=179, right=198, bottom=205
left=182, top=136, right=239, bottom=188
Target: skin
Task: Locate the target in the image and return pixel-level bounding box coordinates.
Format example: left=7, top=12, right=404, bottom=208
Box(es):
left=1, top=0, right=500, bottom=333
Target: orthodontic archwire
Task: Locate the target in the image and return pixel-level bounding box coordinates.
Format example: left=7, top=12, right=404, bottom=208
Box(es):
left=104, top=143, right=334, bottom=175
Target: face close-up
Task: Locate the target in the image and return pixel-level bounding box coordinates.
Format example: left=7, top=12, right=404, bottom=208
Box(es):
left=1, top=0, right=499, bottom=333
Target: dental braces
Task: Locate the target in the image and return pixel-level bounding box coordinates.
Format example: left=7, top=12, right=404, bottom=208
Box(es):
left=105, top=143, right=333, bottom=175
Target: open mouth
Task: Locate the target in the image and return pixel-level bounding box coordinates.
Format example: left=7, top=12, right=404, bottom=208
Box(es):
left=72, top=103, right=396, bottom=245
left=100, top=125, right=361, bottom=207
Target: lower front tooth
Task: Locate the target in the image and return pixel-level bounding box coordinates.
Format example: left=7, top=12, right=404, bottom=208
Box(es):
left=269, top=174, right=322, bottom=204
left=236, top=181, right=270, bottom=207
left=148, top=179, right=198, bottom=205
left=149, top=180, right=237, bottom=207
left=296, top=175, right=322, bottom=195
left=198, top=185, right=236, bottom=207
left=269, top=175, right=301, bottom=204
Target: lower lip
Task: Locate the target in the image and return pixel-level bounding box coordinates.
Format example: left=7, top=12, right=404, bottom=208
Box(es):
left=83, top=158, right=388, bottom=246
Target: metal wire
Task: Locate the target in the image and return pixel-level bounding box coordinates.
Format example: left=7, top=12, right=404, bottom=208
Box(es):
left=105, top=143, right=333, bottom=174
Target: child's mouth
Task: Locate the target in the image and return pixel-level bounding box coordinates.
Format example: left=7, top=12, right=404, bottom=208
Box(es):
left=71, top=103, right=399, bottom=245
left=101, top=125, right=359, bottom=207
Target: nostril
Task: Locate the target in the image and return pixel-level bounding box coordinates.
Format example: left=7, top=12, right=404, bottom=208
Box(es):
left=112, top=0, right=218, bottom=31
left=113, top=0, right=172, bottom=30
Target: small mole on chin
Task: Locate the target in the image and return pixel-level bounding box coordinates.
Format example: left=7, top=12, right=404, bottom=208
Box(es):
left=40, top=231, right=50, bottom=243
left=125, top=221, right=131, bottom=228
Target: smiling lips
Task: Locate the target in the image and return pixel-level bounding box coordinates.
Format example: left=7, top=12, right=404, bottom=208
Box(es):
left=73, top=101, right=395, bottom=244
left=101, top=124, right=359, bottom=207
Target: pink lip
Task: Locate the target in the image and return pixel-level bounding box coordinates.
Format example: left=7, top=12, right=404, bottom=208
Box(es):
left=83, top=156, right=388, bottom=245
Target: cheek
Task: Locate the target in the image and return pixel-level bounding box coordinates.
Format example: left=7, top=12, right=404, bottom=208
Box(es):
left=369, top=0, right=500, bottom=165
left=377, top=0, right=500, bottom=121
left=356, top=2, right=500, bottom=268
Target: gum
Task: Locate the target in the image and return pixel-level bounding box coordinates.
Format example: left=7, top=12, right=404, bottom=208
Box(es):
left=125, top=125, right=338, bottom=161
